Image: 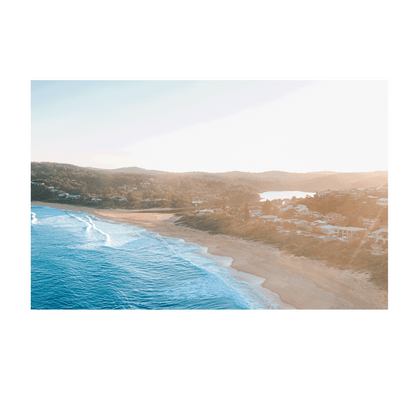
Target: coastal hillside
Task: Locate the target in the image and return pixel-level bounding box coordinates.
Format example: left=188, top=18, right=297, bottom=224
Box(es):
left=75, top=164, right=388, bottom=192
left=31, top=162, right=388, bottom=209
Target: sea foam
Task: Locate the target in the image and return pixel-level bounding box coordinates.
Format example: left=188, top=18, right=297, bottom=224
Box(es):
left=31, top=205, right=285, bottom=310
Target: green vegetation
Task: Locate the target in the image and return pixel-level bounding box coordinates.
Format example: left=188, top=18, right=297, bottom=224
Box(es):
left=31, top=162, right=260, bottom=209
left=175, top=212, right=388, bottom=291
left=301, top=194, right=388, bottom=227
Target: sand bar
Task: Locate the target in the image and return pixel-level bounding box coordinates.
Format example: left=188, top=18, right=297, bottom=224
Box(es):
left=31, top=202, right=388, bottom=309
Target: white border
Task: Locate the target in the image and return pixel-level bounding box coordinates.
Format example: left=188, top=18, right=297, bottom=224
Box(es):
left=14, top=65, right=404, bottom=326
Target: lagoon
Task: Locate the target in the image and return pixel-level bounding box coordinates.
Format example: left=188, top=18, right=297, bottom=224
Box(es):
left=259, top=191, right=315, bottom=201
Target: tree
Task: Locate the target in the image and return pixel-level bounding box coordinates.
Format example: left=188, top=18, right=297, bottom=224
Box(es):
left=262, top=200, right=273, bottom=215
left=243, top=203, right=250, bottom=220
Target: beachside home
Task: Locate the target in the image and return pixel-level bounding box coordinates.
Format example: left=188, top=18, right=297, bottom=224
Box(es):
left=305, top=211, right=323, bottom=218
left=293, top=220, right=309, bottom=229
left=362, top=218, right=381, bottom=229
left=320, top=225, right=339, bottom=237
left=308, top=220, right=327, bottom=231
left=260, top=215, right=279, bottom=222
left=335, top=226, right=367, bottom=240
left=197, top=209, right=214, bottom=215
left=368, top=228, right=388, bottom=244
left=334, top=190, right=358, bottom=197
left=376, top=198, right=388, bottom=207
left=323, top=212, right=346, bottom=225
left=371, top=244, right=387, bottom=256
left=320, top=225, right=367, bottom=239
left=278, top=204, right=293, bottom=212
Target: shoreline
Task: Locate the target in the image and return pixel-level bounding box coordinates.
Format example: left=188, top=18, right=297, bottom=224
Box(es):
left=31, top=202, right=388, bottom=309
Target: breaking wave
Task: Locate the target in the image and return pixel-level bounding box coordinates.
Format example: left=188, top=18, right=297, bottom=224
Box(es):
left=31, top=205, right=284, bottom=310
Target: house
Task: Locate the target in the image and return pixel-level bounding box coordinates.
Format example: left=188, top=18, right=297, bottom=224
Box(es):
left=308, top=219, right=327, bottom=232
left=293, top=220, right=309, bottom=229
left=197, top=209, right=214, bottom=215
left=376, top=198, right=388, bottom=207
left=278, top=204, right=293, bottom=212
left=323, top=212, right=346, bottom=225
left=362, top=218, right=380, bottom=229
left=293, top=205, right=308, bottom=216
left=66, top=195, right=81, bottom=199
left=368, top=228, right=388, bottom=244
left=335, top=226, right=367, bottom=240
left=306, top=211, right=323, bottom=218
left=335, top=190, right=358, bottom=197
left=371, top=244, right=387, bottom=256
left=320, top=225, right=366, bottom=239
left=260, top=215, right=279, bottom=222
left=320, top=225, right=339, bottom=236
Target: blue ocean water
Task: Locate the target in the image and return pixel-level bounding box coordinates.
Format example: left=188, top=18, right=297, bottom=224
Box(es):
left=31, top=206, right=281, bottom=309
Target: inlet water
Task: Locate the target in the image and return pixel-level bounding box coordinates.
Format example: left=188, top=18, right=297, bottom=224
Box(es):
left=260, top=191, right=315, bottom=201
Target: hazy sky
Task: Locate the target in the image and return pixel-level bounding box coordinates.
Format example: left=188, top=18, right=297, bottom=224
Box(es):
left=31, top=80, right=387, bottom=173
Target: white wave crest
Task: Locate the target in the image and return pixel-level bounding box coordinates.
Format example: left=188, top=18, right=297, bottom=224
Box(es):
left=31, top=212, right=38, bottom=224
left=69, top=214, right=92, bottom=232
left=87, top=216, right=111, bottom=245
left=69, top=213, right=111, bottom=245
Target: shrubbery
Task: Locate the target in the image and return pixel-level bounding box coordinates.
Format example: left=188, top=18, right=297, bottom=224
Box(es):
left=175, top=213, right=388, bottom=291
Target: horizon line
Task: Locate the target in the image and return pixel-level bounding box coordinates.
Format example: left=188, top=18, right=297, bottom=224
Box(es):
left=30, top=161, right=388, bottom=175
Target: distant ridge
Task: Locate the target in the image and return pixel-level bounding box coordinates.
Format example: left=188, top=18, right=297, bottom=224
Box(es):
left=31, top=162, right=388, bottom=192
left=110, top=166, right=167, bottom=175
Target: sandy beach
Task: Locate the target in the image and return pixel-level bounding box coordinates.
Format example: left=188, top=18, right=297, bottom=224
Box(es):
left=32, top=202, right=388, bottom=309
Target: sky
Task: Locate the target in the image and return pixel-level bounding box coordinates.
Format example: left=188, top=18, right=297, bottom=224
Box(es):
left=31, top=80, right=387, bottom=173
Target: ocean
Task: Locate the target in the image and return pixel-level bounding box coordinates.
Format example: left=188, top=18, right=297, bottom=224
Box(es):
left=31, top=206, right=283, bottom=310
